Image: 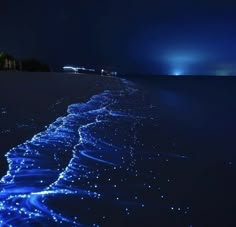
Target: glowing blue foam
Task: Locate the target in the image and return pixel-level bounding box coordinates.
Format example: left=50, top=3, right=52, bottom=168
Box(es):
left=0, top=78, right=191, bottom=225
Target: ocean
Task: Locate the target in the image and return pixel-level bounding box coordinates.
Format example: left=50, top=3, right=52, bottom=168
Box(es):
left=0, top=73, right=235, bottom=226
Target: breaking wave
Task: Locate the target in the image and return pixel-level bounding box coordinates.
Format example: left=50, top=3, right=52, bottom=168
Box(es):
left=0, top=79, right=190, bottom=226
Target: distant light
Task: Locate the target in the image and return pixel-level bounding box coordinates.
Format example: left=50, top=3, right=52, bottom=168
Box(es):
left=63, top=66, right=91, bottom=73
left=63, top=66, right=78, bottom=72
left=173, top=70, right=182, bottom=76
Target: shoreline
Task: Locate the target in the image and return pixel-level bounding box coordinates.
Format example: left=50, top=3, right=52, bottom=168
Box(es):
left=0, top=72, right=124, bottom=177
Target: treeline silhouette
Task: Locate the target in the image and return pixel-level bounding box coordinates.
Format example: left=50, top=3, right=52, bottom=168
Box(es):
left=0, top=52, right=50, bottom=72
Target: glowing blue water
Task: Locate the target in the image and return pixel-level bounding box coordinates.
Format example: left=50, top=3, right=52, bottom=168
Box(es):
left=0, top=79, right=190, bottom=226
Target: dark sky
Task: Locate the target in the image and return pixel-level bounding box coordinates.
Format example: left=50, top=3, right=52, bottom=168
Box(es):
left=1, top=0, right=236, bottom=74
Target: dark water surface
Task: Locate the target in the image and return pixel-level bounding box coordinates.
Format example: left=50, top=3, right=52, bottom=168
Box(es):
left=131, top=76, right=236, bottom=226
left=0, top=73, right=235, bottom=226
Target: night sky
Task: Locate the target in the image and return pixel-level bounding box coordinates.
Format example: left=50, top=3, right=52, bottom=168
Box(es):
left=1, top=0, right=236, bottom=75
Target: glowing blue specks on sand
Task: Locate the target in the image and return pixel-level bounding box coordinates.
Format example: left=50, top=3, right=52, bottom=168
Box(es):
left=0, top=79, right=191, bottom=226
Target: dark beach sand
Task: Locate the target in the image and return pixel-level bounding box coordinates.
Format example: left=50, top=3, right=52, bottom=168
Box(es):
left=0, top=72, right=123, bottom=177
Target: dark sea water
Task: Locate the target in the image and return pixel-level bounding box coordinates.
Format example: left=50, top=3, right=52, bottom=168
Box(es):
left=0, top=73, right=236, bottom=226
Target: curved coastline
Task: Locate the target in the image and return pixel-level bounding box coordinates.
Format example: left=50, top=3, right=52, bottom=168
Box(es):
left=0, top=77, right=143, bottom=225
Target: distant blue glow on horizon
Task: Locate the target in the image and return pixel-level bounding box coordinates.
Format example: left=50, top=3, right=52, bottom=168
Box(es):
left=162, top=50, right=207, bottom=75
left=172, top=70, right=183, bottom=76
left=165, top=51, right=205, bottom=64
